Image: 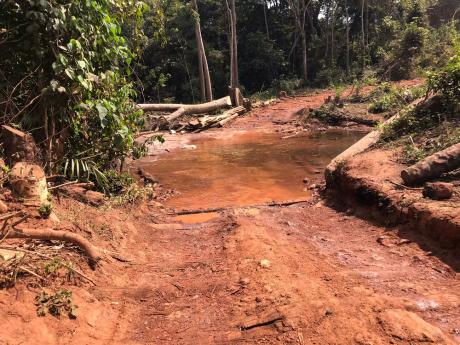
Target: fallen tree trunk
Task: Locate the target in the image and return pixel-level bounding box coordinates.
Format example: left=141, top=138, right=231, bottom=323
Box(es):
left=5, top=227, right=101, bottom=266
left=175, top=106, right=246, bottom=132
left=217, top=106, right=245, bottom=127
left=141, top=97, right=233, bottom=130
left=325, top=98, right=426, bottom=185
left=139, top=96, right=231, bottom=114
left=401, top=143, right=460, bottom=185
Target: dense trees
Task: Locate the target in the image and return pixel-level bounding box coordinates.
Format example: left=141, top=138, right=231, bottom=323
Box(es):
left=136, top=0, right=459, bottom=102
left=0, top=0, right=458, bottom=181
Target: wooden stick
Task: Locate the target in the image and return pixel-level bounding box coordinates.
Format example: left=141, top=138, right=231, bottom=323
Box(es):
left=385, top=179, right=423, bottom=191
left=19, top=266, right=45, bottom=281
left=172, top=198, right=313, bottom=216
left=48, top=180, right=79, bottom=190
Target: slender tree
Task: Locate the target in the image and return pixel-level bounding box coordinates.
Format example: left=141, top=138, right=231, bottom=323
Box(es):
left=225, top=0, right=239, bottom=89
left=286, top=0, right=311, bottom=82
left=192, top=0, right=213, bottom=101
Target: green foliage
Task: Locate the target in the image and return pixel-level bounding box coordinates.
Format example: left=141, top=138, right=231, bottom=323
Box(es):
left=63, top=158, right=108, bottom=190
left=0, top=0, right=147, bottom=171
left=428, top=44, right=460, bottom=103
left=108, top=183, right=155, bottom=206
left=38, top=203, right=53, bottom=219
left=103, top=170, right=135, bottom=195
left=368, top=84, right=426, bottom=113
left=36, top=289, right=78, bottom=319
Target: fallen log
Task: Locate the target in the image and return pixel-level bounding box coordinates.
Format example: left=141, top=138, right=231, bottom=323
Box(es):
left=178, top=106, right=246, bottom=132
left=401, top=143, right=460, bottom=185
left=139, top=96, right=232, bottom=114
left=4, top=227, right=101, bottom=266
left=217, top=106, right=245, bottom=127
left=325, top=98, right=425, bottom=182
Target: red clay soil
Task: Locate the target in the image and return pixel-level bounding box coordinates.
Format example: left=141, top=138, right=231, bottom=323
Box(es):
left=2, top=78, right=459, bottom=345
left=326, top=149, right=460, bottom=249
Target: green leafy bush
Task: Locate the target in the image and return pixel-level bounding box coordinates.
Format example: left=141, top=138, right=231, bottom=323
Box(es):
left=428, top=44, right=460, bottom=103
left=368, top=84, right=426, bottom=113
left=36, top=289, right=78, bottom=319
left=0, top=0, right=147, bottom=171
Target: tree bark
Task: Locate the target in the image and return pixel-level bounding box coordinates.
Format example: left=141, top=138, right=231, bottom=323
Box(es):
left=263, top=0, right=270, bottom=40
left=192, top=0, right=213, bottom=102
left=300, top=30, right=308, bottom=81
left=287, top=0, right=310, bottom=83
left=139, top=96, right=231, bottom=113
left=361, top=0, right=366, bottom=72
left=345, top=0, right=350, bottom=75
left=401, top=143, right=460, bottom=185
left=226, top=0, right=239, bottom=89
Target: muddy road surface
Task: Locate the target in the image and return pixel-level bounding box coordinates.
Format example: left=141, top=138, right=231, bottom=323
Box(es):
left=1, top=83, right=459, bottom=345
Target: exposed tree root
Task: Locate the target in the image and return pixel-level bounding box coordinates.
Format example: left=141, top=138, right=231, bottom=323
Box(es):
left=4, top=228, right=101, bottom=266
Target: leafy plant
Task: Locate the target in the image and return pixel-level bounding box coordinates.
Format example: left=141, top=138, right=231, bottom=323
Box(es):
left=63, top=158, right=108, bottom=190
left=368, top=84, right=426, bottom=113
left=36, top=289, right=78, bottom=319
left=0, top=0, right=147, bottom=172
left=103, top=170, right=135, bottom=195
left=428, top=43, right=460, bottom=104
left=38, top=203, right=53, bottom=219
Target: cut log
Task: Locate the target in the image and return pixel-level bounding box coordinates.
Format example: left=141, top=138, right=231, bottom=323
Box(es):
left=10, top=162, right=48, bottom=203
left=1, top=125, right=40, bottom=165
left=177, top=106, right=246, bottom=132
left=4, top=227, right=101, bottom=266
left=216, top=106, right=245, bottom=127
left=139, top=96, right=231, bottom=114
left=167, top=107, right=187, bottom=122
left=401, top=143, right=460, bottom=185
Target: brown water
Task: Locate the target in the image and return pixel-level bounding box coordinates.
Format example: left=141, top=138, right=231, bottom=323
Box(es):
left=137, top=130, right=364, bottom=211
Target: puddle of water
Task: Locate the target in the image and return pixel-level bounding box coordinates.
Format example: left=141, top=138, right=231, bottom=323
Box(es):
left=136, top=130, right=364, bottom=210
left=174, top=212, right=219, bottom=223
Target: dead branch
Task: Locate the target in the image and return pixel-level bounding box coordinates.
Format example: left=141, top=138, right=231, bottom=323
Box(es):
left=173, top=198, right=313, bottom=216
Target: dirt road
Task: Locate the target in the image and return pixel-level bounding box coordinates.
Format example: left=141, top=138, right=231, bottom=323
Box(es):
left=1, top=81, right=459, bottom=344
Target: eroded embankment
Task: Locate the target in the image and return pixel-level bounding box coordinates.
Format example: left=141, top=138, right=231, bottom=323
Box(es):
left=326, top=149, right=460, bottom=250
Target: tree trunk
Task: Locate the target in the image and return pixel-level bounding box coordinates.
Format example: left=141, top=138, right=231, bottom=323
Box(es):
left=226, top=0, right=239, bottom=88
left=140, top=96, right=231, bottom=115
left=263, top=0, right=270, bottom=40
left=300, top=29, right=308, bottom=82
left=195, top=24, right=206, bottom=102
left=192, top=0, right=213, bottom=102
left=401, top=143, right=460, bottom=185
left=361, top=0, right=366, bottom=72
left=345, top=0, right=350, bottom=75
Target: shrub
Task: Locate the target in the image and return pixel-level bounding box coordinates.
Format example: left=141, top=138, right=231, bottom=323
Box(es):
left=427, top=44, right=460, bottom=104
left=0, top=0, right=147, bottom=171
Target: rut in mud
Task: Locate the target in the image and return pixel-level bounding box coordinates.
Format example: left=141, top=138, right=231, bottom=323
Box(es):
left=1, top=86, right=459, bottom=345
